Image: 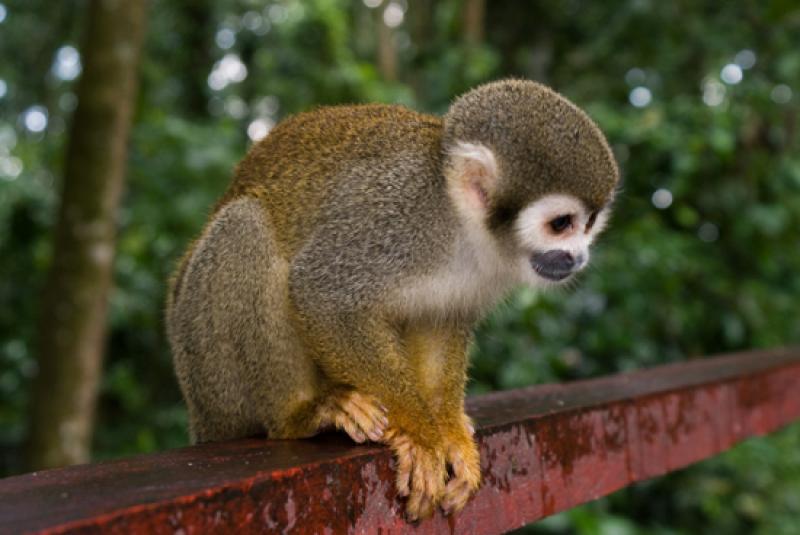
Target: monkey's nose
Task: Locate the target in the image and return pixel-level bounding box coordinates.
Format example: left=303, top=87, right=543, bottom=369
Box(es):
left=530, top=250, right=577, bottom=281
left=540, top=250, right=575, bottom=270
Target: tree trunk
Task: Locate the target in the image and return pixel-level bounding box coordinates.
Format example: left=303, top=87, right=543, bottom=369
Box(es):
left=27, top=0, right=148, bottom=470
left=408, top=0, right=434, bottom=101
left=463, top=0, right=486, bottom=44
left=376, top=8, right=398, bottom=81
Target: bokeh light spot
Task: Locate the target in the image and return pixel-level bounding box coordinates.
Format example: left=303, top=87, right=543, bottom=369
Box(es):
left=629, top=86, right=652, bottom=108
left=52, top=45, right=82, bottom=81
left=224, top=96, right=247, bottom=119
left=59, top=92, right=78, bottom=112
left=651, top=188, right=673, bottom=209
left=267, top=5, right=288, bottom=24
left=625, top=67, right=646, bottom=86
left=720, top=63, right=743, bottom=85
left=702, top=79, right=726, bottom=106
left=0, top=125, right=17, bottom=150
left=242, top=11, right=263, bottom=32
left=215, top=28, right=235, bottom=49
left=383, top=2, right=404, bottom=27
left=22, top=106, right=48, bottom=133
left=771, top=84, right=792, bottom=104
left=698, top=222, right=719, bottom=242
left=207, top=53, right=247, bottom=91
left=734, top=49, right=756, bottom=69
left=0, top=156, right=22, bottom=180
left=247, top=118, right=275, bottom=141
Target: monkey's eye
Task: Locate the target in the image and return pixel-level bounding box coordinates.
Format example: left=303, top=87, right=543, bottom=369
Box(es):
left=549, top=215, right=573, bottom=233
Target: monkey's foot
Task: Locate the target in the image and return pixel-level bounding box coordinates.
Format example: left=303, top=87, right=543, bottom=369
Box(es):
left=386, top=429, right=447, bottom=521
left=441, top=415, right=481, bottom=514
left=322, top=390, right=388, bottom=444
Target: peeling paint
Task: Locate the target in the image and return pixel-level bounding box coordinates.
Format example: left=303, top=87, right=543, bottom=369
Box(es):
left=282, top=490, right=296, bottom=534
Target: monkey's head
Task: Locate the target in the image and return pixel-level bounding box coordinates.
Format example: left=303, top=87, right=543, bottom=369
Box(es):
left=442, top=79, right=620, bottom=286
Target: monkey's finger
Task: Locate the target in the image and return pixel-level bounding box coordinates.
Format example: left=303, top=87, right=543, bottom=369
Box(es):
left=466, top=421, right=476, bottom=437
left=344, top=404, right=383, bottom=441
left=405, top=490, right=423, bottom=521
left=407, top=465, right=437, bottom=522
left=396, top=470, right=411, bottom=498
left=347, top=426, right=367, bottom=443
left=334, top=413, right=367, bottom=443
left=348, top=393, right=389, bottom=432
left=441, top=440, right=481, bottom=514
left=415, top=448, right=446, bottom=510
left=423, top=461, right=446, bottom=503
left=343, top=390, right=386, bottom=415
left=336, top=392, right=388, bottom=442
left=392, top=436, right=414, bottom=498
left=449, top=452, right=465, bottom=475
left=340, top=398, right=386, bottom=441
left=441, top=479, right=472, bottom=514
left=409, top=491, right=435, bottom=521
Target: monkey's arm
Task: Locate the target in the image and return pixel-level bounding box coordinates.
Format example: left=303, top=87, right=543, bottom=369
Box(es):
left=289, top=305, right=449, bottom=519
left=405, top=324, right=481, bottom=513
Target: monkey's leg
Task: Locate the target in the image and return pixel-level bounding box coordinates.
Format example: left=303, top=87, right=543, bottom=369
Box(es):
left=290, top=309, right=449, bottom=520
left=405, top=325, right=481, bottom=515
left=168, top=197, right=325, bottom=443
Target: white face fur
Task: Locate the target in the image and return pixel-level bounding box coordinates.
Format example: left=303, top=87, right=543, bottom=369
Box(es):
left=513, top=193, right=611, bottom=287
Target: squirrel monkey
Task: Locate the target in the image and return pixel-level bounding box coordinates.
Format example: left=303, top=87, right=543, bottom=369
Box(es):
left=166, top=79, right=619, bottom=520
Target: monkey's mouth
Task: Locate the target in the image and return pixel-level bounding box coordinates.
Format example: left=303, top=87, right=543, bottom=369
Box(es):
left=531, top=263, right=573, bottom=281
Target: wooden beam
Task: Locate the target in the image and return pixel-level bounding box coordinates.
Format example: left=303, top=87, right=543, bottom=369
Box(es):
left=2, top=348, right=799, bottom=534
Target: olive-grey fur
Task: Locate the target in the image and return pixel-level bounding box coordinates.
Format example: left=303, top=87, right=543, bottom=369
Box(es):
left=167, top=198, right=324, bottom=442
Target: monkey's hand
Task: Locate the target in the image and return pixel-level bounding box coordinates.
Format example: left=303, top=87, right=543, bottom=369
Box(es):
left=318, top=389, right=389, bottom=444
left=385, top=427, right=448, bottom=521
left=441, top=413, right=481, bottom=514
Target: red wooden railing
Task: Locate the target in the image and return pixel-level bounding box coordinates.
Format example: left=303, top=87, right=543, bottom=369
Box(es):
left=2, top=347, right=799, bottom=534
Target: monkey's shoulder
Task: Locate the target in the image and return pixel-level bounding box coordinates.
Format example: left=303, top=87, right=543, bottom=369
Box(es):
left=228, top=103, right=446, bottom=211
left=250, top=104, right=443, bottom=162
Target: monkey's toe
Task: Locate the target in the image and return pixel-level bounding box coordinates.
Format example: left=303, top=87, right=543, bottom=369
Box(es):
left=441, top=434, right=481, bottom=515
left=327, top=390, right=388, bottom=443
left=387, top=430, right=447, bottom=521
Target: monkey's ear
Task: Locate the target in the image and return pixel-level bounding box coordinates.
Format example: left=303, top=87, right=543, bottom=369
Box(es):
left=446, top=141, right=499, bottom=212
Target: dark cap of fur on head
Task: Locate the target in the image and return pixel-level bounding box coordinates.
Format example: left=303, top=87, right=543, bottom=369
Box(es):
left=442, top=79, right=620, bottom=221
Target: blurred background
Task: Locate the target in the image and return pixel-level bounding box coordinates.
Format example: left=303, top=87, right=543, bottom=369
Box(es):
left=1, top=0, right=799, bottom=533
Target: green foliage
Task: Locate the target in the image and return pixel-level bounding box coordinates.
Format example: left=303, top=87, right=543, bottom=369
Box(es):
left=0, top=0, right=799, bottom=533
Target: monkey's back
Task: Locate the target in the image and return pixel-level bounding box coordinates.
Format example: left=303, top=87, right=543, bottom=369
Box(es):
left=224, top=104, right=448, bottom=258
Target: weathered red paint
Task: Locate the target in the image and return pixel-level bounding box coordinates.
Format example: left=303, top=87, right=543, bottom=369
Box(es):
left=1, top=347, right=799, bottom=534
